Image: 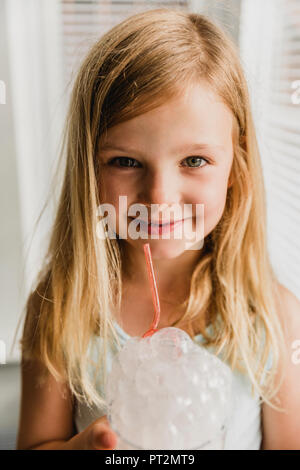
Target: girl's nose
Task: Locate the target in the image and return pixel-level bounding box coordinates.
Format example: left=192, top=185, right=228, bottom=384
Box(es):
left=139, top=168, right=181, bottom=206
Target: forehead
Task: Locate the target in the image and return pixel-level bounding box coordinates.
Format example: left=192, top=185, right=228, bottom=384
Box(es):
left=99, top=83, right=233, bottom=151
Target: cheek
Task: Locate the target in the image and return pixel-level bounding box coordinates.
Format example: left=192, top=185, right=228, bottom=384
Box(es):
left=99, top=172, right=127, bottom=204
left=192, top=180, right=228, bottom=236
left=189, top=176, right=228, bottom=212
left=206, top=184, right=228, bottom=211
left=99, top=181, right=133, bottom=222
left=204, top=185, right=229, bottom=230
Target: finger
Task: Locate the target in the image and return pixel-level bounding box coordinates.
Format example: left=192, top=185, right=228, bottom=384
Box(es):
left=90, top=424, right=118, bottom=450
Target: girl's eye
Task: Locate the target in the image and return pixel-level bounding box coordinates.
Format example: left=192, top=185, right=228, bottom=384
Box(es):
left=106, top=156, right=209, bottom=169
left=107, top=157, right=141, bottom=168
left=182, top=156, right=209, bottom=168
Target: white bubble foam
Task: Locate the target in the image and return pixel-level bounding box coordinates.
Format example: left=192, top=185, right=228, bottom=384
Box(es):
left=107, top=327, right=232, bottom=449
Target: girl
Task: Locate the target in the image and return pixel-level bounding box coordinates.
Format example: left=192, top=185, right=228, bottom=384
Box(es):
left=17, top=8, right=300, bottom=450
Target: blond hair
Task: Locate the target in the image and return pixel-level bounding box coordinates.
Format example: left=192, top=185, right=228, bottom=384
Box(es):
left=17, top=8, right=287, bottom=413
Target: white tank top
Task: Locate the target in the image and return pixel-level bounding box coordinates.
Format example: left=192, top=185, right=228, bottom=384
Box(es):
left=74, top=321, right=272, bottom=450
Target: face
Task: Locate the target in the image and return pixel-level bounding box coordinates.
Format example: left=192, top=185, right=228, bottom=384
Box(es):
left=97, top=82, right=234, bottom=260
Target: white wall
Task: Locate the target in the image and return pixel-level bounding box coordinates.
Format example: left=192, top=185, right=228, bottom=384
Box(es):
left=0, top=0, right=24, bottom=363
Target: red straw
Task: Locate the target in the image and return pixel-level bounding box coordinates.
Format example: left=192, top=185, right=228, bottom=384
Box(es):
left=142, top=243, right=161, bottom=338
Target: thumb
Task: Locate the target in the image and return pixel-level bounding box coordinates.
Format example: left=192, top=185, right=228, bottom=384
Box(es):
left=90, top=424, right=118, bottom=450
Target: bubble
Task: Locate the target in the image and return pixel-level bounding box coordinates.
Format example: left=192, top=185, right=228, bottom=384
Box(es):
left=118, top=337, right=141, bottom=374
left=150, top=327, right=194, bottom=360
left=105, top=356, right=122, bottom=397
left=107, top=326, right=232, bottom=449
left=135, top=363, right=160, bottom=395
left=137, top=336, right=154, bottom=362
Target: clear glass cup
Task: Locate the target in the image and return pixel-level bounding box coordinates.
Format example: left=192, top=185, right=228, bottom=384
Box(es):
left=108, top=416, right=227, bottom=450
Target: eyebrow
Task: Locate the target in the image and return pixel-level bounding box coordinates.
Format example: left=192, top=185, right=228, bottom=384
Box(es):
left=99, top=142, right=225, bottom=153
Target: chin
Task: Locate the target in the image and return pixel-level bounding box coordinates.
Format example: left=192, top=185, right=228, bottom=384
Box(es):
left=134, top=238, right=192, bottom=259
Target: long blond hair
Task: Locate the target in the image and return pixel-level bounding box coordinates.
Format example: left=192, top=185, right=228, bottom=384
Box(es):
left=18, top=8, right=287, bottom=413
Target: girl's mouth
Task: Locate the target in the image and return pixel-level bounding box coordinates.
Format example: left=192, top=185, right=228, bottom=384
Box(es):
left=142, top=219, right=184, bottom=235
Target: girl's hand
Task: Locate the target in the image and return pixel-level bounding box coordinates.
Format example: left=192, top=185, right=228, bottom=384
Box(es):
left=62, top=415, right=118, bottom=450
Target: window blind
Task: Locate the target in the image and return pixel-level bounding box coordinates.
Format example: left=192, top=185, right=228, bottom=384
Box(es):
left=240, top=0, right=300, bottom=295
left=265, top=0, right=300, bottom=295
left=59, top=0, right=189, bottom=89
left=59, top=0, right=241, bottom=91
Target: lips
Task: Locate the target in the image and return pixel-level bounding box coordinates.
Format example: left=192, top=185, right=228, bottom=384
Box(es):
left=146, top=219, right=184, bottom=235
left=131, top=218, right=184, bottom=226
left=148, top=221, right=182, bottom=226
